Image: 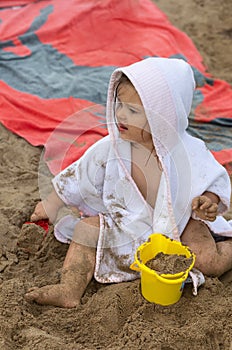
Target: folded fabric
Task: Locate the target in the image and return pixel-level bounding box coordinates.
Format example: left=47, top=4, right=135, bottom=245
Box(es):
left=188, top=268, right=206, bottom=296
left=0, top=0, right=35, bottom=8
left=0, top=0, right=231, bottom=175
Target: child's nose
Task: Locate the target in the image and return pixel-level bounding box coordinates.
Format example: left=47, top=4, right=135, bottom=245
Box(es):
left=116, top=105, right=127, bottom=121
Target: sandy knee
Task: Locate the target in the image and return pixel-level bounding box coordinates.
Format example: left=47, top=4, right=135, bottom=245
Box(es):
left=72, top=215, right=100, bottom=247
left=194, top=253, right=220, bottom=276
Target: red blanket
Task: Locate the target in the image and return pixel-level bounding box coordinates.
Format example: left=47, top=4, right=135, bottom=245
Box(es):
left=0, top=0, right=231, bottom=174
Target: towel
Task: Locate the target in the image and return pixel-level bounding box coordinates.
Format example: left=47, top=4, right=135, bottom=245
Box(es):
left=52, top=58, right=232, bottom=283
left=0, top=0, right=231, bottom=175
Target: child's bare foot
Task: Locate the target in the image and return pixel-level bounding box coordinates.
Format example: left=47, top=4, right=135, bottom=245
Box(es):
left=25, top=284, right=81, bottom=308
left=24, top=221, right=98, bottom=308
left=25, top=238, right=97, bottom=308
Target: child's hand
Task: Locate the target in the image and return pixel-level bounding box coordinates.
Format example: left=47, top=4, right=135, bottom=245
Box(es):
left=192, top=195, right=218, bottom=221
left=31, top=190, right=65, bottom=223
left=31, top=200, right=50, bottom=222
left=31, top=199, right=59, bottom=224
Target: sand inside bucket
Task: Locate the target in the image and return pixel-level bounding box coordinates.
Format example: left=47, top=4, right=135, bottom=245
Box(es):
left=145, top=252, right=194, bottom=274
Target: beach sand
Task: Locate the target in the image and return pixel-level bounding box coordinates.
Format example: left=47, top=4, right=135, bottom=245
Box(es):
left=0, top=0, right=231, bottom=349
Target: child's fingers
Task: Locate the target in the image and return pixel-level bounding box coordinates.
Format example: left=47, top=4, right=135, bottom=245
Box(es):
left=205, top=213, right=217, bottom=221
left=30, top=211, right=40, bottom=222
left=206, top=212, right=216, bottom=218
left=205, top=203, right=218, bottom=214
left=205, top=205, right=218, bottom=219
left=192, top=196, right=211, bottom=210
left=192, top=197, right=218, bottom=222
left=192, top=196, right=201, bottom=210
left=30, top=202, right=48, bottom=222
left=199, top=198, right=211, bottom=210
left=205, top=204, right=218, bottom=221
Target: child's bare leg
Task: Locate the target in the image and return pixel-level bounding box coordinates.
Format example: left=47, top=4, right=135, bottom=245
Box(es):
left=25, top=216, right=100, bottom=308
left=181, top=218, right=232, bottom=277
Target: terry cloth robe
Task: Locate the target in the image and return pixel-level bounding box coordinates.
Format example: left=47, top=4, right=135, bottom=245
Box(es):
left=52, top=57, right=232, bottom=283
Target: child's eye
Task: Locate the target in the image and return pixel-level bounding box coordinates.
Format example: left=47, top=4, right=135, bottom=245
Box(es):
left=129, top=107, right=138, bottom=114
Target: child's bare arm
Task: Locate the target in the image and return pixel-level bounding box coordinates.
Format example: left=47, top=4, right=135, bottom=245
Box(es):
left=192, top=191, right=219, bottom=222
left=31, top=189, right=65, bottom=223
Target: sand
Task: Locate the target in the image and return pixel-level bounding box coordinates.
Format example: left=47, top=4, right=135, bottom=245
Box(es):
left=0, top=0, right=232, bottom=349
left=145, top=253, right=194, bottom=275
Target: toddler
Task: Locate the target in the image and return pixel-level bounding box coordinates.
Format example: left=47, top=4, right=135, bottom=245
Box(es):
left=25, top=57, right=232, bottom=307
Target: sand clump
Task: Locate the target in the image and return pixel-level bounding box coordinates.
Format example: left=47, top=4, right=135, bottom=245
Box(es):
left=145, top=252, right=193, bottom=274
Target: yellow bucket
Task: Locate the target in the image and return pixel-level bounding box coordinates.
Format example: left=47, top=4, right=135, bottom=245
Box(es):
left=130, top=233, right=195, bottom=306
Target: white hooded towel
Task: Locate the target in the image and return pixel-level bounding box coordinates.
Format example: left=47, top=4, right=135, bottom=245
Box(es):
left=52, top=57, right=232, bottom=283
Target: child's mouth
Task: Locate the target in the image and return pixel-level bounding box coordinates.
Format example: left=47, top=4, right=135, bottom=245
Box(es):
left=118, top=123, right=128, bottom=131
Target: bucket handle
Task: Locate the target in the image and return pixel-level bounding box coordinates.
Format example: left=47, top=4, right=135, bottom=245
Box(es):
left=130, top=261, right=140, bottom=272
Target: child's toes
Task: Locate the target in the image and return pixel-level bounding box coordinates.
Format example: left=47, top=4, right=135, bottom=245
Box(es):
left=25, top=287, right=40, bottom=302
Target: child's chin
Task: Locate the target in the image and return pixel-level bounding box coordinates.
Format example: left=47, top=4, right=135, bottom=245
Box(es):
left=119, top=133, right=132, bottom=142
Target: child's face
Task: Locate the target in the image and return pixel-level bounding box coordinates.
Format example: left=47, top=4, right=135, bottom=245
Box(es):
left=115, top=83, right=152, bottom=146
